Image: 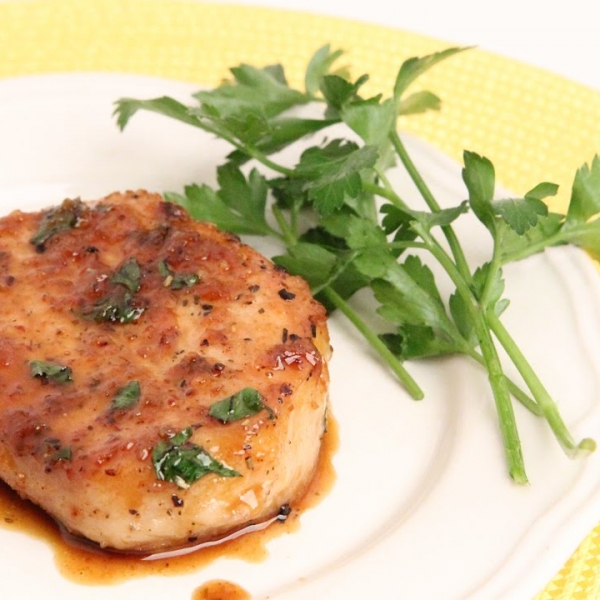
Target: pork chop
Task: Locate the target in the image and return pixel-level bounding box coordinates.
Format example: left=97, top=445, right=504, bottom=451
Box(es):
left=0, top=190, right=330, bottom=554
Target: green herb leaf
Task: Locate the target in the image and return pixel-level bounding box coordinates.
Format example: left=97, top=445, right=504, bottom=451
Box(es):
left=158, top=260, right=200, bottom=290
left=382, top=324, right=463, bottom=360
left=492, top=196, right=548, bottom=235
left=43, top=440, right=73, bottom=464
left=50, top=446, right=73, bottom=463
left=208, top=388, right=273, bottom=423
left=166, top=164, right=274, bottom=236
left=341, top=98, right=396, bottom=146
left=273, top=242, right=338, bottom=289
left=398, top=90, right=442, bottom=116
left=80, top=260, right=145, bottom=324
left=111, top=381, right=141, bottom=411
left=472, top=262, right=507, bottom=312
left=193, top=63, right=309, bottom=119
left=372, top=260, right=454, bottom=333
left=82, top=293, right=145, bottom=324
left=114, top=96, right=202, bottom=131
left=29, top=360, right=73, bottom=384
left=393, top=47, right=468, bottom=103
left=29, top=198, right=85, bottom=251
left=498, top=212, right=564, bottom=263
left=297, top=140, right=379, bottom=214
left=566, top=155, right=600, bottom=225
left=152, top=427, right=240, bottom=489
left=525, top=181, right=559, bottom=202
left=565, top=219, right=600, bottom=262
left=227, top=117, right=338, bottom=164
left=305, top=44, right=344, bottom=97
left=410, top=201, right=470, bottom=231
left=320, top=73, right=369, bottom=111
left=462, top=150, right=497, bottom=233
left=111, top=258, right=142, bottom=293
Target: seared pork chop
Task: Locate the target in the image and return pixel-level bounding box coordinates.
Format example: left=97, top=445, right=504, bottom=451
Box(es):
left=0, top=191, right=330, bottom=554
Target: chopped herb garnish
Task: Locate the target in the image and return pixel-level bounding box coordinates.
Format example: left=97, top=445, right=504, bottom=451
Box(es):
left=43, top=439, right=73, bottom=464
left=29, top=359, right=73, bottom=384
left=80, top=258, right=145, bottom=323
left=111, top=380, right=141, bottom=410
left=29, top=198, right=85, bottom=251
left=152, top=427, right=240, bottom=489
left=82, top=294, right=145, bottom=323
left=49, top=446, right=73, bottom=463
left=110, top=257, right=142, bottom=292
left=208, top=387, right=274, bottom=423
left=158, top=260, right=200, bottom=290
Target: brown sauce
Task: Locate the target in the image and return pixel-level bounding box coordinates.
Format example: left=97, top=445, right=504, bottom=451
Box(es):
left=192, top=580, right=251, bottom=600
left=0, top=416, right=338, bottom=589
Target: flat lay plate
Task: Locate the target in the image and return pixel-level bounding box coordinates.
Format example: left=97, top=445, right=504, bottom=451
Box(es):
left=0, top=72, right=599, bottom=600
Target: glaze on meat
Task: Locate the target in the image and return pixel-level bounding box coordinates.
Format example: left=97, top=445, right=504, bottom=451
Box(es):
left=0, top=191, right=330, bottom=553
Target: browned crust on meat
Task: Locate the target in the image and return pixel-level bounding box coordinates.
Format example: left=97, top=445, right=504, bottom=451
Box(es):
left=0, top=190, right=330, bottom=552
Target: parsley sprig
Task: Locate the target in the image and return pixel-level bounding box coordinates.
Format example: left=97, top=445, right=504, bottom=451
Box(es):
left=115, top=45, right=598, bottom=483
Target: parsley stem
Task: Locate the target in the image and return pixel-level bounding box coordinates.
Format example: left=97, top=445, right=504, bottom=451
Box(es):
left=238, top=146, right=295, bottom=178
left=500, top=227, right=583, bottom=265
left=487, top=310, right=596, bottom=455
left=322, top=287, right=425, bottom=400
left=468, top=350, right=541, bottom=415
left=363, top=181, right=410, bottom=212
left=390, top=131, right=472, bottom=282
left=421, top=228, right=528, bottom=482
left=477, top=323, right=528, bottom=483
left=272, top=204, right=298, bottom=247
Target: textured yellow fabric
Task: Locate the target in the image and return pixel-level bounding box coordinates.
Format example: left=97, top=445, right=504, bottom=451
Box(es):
left=1, top=1, right=599, bottom=597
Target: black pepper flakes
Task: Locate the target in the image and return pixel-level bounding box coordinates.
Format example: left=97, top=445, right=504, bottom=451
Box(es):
left=171, top=494, right=184, bottom=507
left=278, top=504, right=292, bottom=520
left=278, top=288, right=296, bottom=301
left=280, top=383, right=293, bottom=396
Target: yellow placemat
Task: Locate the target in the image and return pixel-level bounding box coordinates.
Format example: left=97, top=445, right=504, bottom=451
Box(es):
left=1, top=1, right=599, bottom=597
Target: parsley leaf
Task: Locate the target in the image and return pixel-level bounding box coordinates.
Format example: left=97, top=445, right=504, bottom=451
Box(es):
left=296, top=140, right=379, bottom=214
left=30, top=360, right=73, bottom=384
left=166, top=164, right=275, bottom=236
left=566, top=155, right=600, bottom=225
left=158, top=260, right=199, bottom=290
left=152, top=427, right=240, bottom=489
left=305, top=44, right=345, bottom=97
left=80, top=258, right=145, bottom=324
left=193, top=63, right=308, bottom=119
left=110, top=257, right=141, bottom=292
left=208, top=388, right=274, bottom=423
left=29, top=198, right=85, bottom=251
left=111, top=381, right=141, bottom=411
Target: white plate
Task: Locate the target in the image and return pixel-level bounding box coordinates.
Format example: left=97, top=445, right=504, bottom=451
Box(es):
left=0, top=73, right=599, bottom=600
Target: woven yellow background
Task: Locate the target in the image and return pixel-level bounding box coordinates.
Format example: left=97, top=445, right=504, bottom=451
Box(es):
left=1, top=0, right=599, bottom=597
